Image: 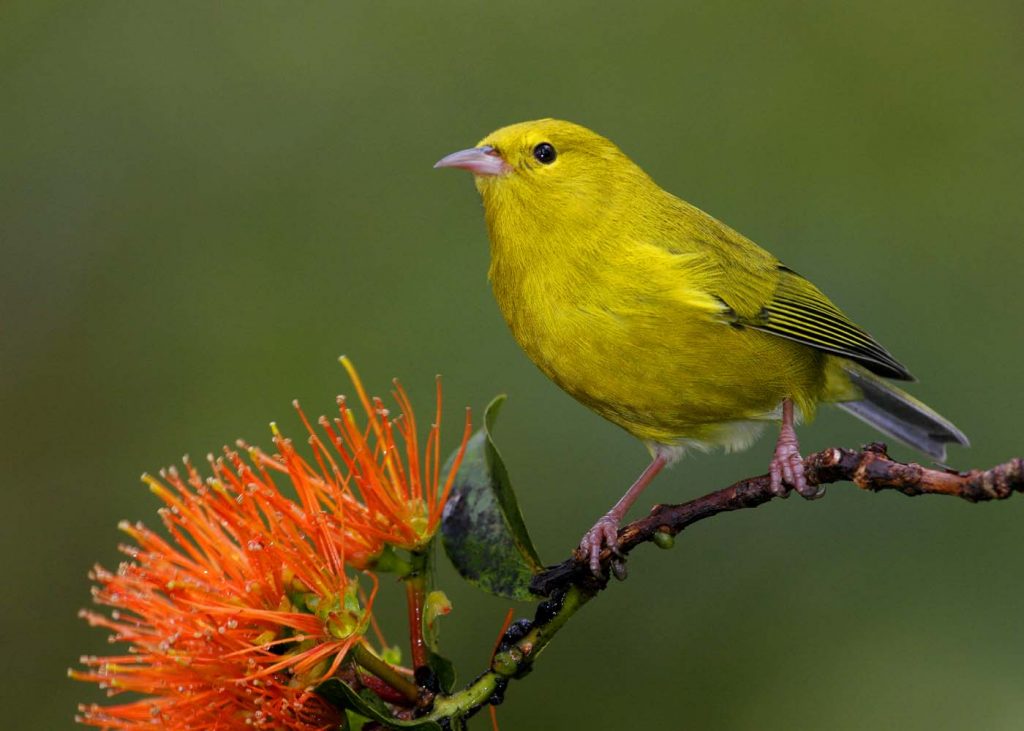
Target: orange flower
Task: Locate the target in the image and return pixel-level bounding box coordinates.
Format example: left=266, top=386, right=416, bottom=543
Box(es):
left=248, top=357, right=472, bottom=563
left=73, top=362, right=470, bottom=728
left=73, top=452, right=375, bottom=729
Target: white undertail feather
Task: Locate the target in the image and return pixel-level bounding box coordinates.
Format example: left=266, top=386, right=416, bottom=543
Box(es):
left=649, top=402, right=810, bottom=465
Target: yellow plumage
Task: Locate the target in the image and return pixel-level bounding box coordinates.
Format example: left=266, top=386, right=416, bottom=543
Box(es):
left=436, top=118, right=966, bottom=569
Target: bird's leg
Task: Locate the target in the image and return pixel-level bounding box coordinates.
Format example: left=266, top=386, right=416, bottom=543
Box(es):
left=580, top=453, right=668, bottom=575
left=769, top=398, right=822, bottom=499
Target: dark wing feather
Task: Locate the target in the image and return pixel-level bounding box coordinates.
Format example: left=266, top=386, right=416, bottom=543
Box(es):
left=735, top=267, right=913, bottom=381
left=650, top=197, right=912, bottom=380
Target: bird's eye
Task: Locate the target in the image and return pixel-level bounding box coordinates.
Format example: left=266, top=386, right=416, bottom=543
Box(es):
left=532, top=142, right=557, bottom=164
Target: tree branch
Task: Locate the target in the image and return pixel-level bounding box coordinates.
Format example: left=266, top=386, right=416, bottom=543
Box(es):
left=531, top=442, right=1024, bottom=594
left=423, top=442, right=1024, bottom=726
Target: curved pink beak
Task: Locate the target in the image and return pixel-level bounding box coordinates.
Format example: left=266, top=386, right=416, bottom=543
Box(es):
left=433, top=145, right=511, bottom=176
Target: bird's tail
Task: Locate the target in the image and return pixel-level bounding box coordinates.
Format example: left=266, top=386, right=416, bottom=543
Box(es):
left=835, top=364, right=969, bottom=462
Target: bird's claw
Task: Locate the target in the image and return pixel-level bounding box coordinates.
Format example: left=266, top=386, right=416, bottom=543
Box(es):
left=768, top=400, right=826, bottom=499
left=770, top=439, right=823, bottom=499
left=579, top=514, right=622, bottom=575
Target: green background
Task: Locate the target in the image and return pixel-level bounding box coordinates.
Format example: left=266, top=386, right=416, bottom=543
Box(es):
left=4, top=2, right=1023, bottom=728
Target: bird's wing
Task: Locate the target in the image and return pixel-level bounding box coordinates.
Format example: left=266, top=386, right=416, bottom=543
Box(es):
left=653, top=197, right=912, bottom=380
left=729, top=264, right=914, bottom=381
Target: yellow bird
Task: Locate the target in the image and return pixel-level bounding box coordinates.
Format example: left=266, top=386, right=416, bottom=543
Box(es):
left=435, top=119, right=967, bottom=572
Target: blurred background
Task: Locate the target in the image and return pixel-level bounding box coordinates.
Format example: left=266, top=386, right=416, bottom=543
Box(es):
left=4, top=1, right=1024, bottom=728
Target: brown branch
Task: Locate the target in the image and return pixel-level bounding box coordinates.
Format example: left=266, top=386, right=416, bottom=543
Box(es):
left=530, top=442, right=1024, bottom=595
left=417, top=443, right=1024, bottom=727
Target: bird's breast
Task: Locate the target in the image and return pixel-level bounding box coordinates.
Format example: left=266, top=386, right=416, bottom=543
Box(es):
left=488, top=244, right=825, bottom=445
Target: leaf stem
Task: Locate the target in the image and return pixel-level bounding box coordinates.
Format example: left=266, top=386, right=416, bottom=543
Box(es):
left=403, top=549, right=430, bottom=669
left=427, top=586, right=591, bottom=722
left=351, top=642, right=421, bottom=703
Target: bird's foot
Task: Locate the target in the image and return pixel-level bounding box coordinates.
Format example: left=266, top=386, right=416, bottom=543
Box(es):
left=579, top=514, right=623, bottom=576
left=769, top=424, right=823, bottom=500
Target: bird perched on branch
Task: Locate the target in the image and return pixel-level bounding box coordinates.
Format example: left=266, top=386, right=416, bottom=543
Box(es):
left=435, top=119, right=967, bottom=573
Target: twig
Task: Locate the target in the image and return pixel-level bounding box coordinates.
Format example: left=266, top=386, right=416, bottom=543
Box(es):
left=531, top=442, right=1024, bottom=594
left=423, top=443, right=1024, bottom=727
left=351, top=643, right=421, bottom=704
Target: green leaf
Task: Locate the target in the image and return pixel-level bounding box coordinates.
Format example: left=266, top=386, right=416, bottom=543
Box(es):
left=421, top=587, right=455, bottom=693
left=426, top=647, right=456, bottom=695
left=344, top=709, right=368, bottom=731
left=315, top=679, right=442, bottom=731
left=441, top=395, right=543, bottom=600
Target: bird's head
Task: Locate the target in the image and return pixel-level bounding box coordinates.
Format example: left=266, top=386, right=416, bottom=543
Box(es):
left=435, top=119, right=650, bottom=232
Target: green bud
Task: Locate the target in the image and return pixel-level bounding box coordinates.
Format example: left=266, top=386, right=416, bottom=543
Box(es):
left=653, top=530, right=675, bottom=549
